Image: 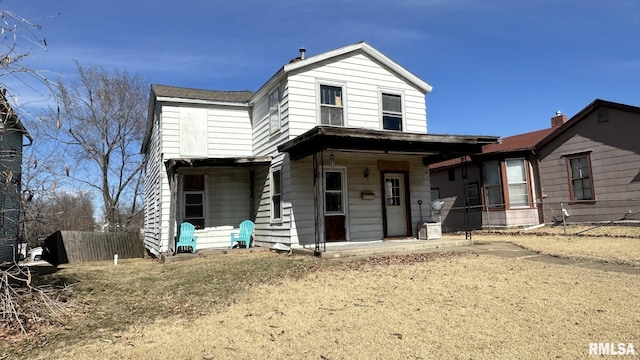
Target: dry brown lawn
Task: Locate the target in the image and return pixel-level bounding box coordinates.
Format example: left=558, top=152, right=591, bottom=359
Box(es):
left=5, top=231, right=640, bottom=360
left=453, top=225, right=640, bottom=266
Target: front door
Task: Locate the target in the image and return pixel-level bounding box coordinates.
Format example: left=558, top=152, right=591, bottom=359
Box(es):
left=324, top=169, right=346, bottom=242
left=384, top=173, right=408, bottom=237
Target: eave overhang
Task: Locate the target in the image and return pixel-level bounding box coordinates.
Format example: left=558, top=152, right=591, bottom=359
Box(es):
left=278, top=126, right=499, bottom=164
left=164, top=156, right=272, bottom=173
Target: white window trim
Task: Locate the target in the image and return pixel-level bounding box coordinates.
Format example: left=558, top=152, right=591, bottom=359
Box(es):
left=180, top=174, right=207, bottom=228
left=378, top=89, right=405, bottom=131
left=505, top=158, right=530, bottom=208
left=316, top=80, right=347, bottom=127
left=270, top=167, right=283, bottom=223
left=323, top=166, right=348, bottom=216
left=268, top=85, right=282, bottom=135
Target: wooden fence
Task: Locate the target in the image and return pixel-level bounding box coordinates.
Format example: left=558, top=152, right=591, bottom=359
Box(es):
left=43, top=231, right=145, bottom=265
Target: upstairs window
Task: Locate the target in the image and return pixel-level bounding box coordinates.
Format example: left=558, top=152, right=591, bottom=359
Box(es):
left=320, top=85, right=344, bottom=126
left=269, top=86, right=281, bottom=134
left=567, top=154, right=594, bottom=201
left=382, top=93, right=402, bottom=131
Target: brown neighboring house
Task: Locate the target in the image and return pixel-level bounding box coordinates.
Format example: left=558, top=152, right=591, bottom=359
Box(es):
left=430, top=99, right=640, bottom=231
left=536, top=99, right=640, bottom=224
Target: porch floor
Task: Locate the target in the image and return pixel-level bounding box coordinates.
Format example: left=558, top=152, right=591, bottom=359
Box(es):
left=292, top=237, right=472, bottom=258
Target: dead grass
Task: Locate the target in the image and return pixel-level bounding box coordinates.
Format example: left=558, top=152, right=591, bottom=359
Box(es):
left=32, top=253, right=640, bottom=360
left=3, top=250, right=325, bottom=357
left=3, top=235, right=640, bottom=359
left=456, top=225, right=640, bottom=266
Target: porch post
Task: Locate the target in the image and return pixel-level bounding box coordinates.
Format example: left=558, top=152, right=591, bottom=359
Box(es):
left=313, top=151, right=325, bottom=254
left=167, top=165, right=178, bottom=255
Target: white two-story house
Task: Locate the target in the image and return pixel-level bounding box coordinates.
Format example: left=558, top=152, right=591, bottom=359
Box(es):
left=141, top=42, right=498, bottom=256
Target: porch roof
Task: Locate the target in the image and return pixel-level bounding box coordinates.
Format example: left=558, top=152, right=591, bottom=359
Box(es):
left=164, top=156, right=272, bottom=172
left=278, top=126, right=499, bottom=164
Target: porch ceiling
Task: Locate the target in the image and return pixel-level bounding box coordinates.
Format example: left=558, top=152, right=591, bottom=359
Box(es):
left=278, top=126, right=499, bottom=164
left=165, top=156, right=272, bottom=172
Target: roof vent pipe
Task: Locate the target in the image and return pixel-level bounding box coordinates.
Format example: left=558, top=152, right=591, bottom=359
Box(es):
left=299, top=48, right=306, bottom=60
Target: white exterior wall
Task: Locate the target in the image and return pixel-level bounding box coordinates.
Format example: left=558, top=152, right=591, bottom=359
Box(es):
left=162, top=103, right=252, bottom=159
left=260, top=153, right=432, bottom=248
left=253, top=82, right=290, bottom=157
left=143, top=109, right=164, bottom=256
left=287, top=52, right=427, bottom=139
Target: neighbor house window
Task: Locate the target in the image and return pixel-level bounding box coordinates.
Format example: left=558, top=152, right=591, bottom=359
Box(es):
left=269, top=86, right=281, bottom=134
left=483, top=161, right=504, bottom=208
left=271, top=169, right=282, bottom=221
left=183, top=175, right=205, bottom=229
left=567, top=154, right=594, bottom=201
left=505, top=158, right=529, bottom=207
left=448, top=169, right=455, bottom=182
left=382, top=93, right=402, bottom=131
left=320, top=85, right=343, bottom=126
left=325, top=171, right=344, bottom=214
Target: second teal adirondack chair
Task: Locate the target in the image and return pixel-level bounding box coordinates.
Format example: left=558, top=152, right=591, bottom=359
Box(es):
left=176, top=222, right=197, bottom=253
left=230, top=220, right=255, bottom=249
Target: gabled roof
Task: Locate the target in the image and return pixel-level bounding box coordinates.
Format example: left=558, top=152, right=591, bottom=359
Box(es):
left=0, top=89, right=31, bottom=145
left=142, top=85, right=254, bottom=152
left=151, top=84, right=254, bottom=104
left=252, top=41, right=433, bottom=102
left=429, top=127, right=554, bottom=170
left=535, top=99, right=640, bottom=149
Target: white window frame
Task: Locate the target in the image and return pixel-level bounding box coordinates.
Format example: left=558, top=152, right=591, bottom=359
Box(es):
left=271, top=168, right=283, bottom=222
left=379, top=90, right=405, bottom=131
left=268, top=85, right=281, bottom=135
left=317, top=81, right=346, bottom=126
left=505, top=158, right=530, bottom=208
left=323, top=167, right=347, bottom=215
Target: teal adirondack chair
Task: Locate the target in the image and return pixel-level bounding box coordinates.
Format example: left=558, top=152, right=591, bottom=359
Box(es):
left=176, top=222, right=198, bottom=253
left=230, top=220, right=255, bottom=249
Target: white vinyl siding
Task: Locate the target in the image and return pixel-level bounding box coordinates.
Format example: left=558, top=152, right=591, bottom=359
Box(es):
left=143, top=110, right=164, bottom=255
left=253, top=81, right=289, bottom=157
left=269, top=86, right=282, bottom=135
left=271, top=169, right=282, bottom=221
left=162, top=104, right=252, bottom=159
left=287, top=52, right=427, bottom=138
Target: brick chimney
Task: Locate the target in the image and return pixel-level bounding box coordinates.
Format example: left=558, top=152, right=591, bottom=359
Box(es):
left=551, top=111, right=567, bottom=128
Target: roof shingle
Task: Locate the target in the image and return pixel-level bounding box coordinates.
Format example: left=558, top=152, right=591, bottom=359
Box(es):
left=151, top=84, right=254, bottom=103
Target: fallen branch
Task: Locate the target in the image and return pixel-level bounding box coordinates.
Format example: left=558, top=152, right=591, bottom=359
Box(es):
left=0, top=262, right=72, bottom=337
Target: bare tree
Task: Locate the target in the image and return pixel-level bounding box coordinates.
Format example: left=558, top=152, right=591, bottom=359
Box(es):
left=45, top=63, right=148, bottom=232
left=0, top=5, right=55, bottom=258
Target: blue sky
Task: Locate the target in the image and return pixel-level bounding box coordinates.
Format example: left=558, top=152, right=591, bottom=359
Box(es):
left=5, top=0, right=640, bottom=137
